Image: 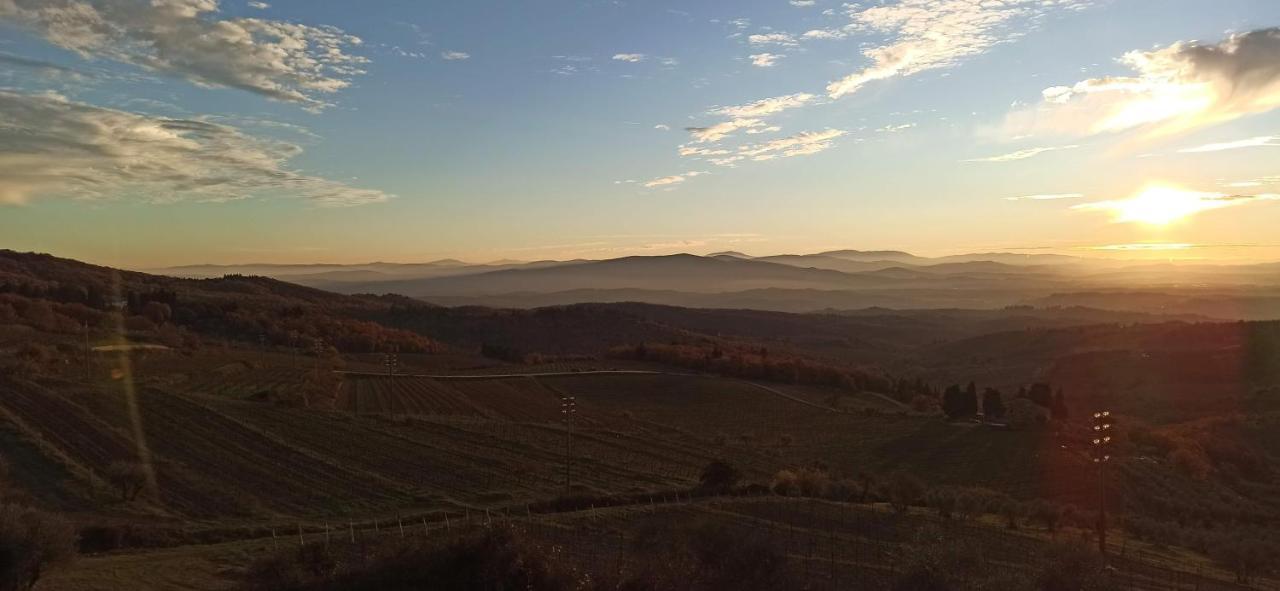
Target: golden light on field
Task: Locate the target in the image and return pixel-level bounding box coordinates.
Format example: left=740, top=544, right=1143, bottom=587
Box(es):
left=1071, top=185, right=1275, bottom=226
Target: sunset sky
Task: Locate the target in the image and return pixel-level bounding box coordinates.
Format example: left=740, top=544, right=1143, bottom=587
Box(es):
left=2, top=0, right=1278, bottom=267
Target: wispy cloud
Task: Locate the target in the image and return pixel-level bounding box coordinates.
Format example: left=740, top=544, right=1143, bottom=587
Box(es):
left=0, top=91, right=389, bottom=206
left=1178, top=135, right=1279, bottom=153
left=789, top=0, right=816, bottom=6
left=1004, top=28, right=1280, bottom=139
left=247, top=1, right=269, bottom=8
left=738, top=129, right=846, bottom=161
left=612, top=53, right=647, bottom=63
left=1004, top=193, right=1084, bottom=201
left=642, top=170, right=707, bottom=188
left=441, top=51, right=470, bottom=60
left=827, top=0, right=1089, bottom=99
left=964, top=145, right=1079, bottom=162
left=0, top=0, right=368, bottom=111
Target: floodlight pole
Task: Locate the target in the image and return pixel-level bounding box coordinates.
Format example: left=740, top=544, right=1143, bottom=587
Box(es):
left=561, top=395, right=577, bottom=488
left=1091, top=410, right=1113, bottom=556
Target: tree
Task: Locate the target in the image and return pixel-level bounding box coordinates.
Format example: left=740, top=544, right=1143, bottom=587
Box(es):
left=0, top=503, right=77, bottom=591
left=982, top=387, right=1006, bottom=420
left=104, top=461, right=148, bottom=501
left=140, top=301, right=171, bottom=326
left=941, top=384, right=966, bottom=420
left=1032, top=499, right=1063, bottom=532
left=1007, top=398, right=1049, bottom=430
left=926, top=488, right=957, bottom=520
left=1051, top=388, right=1070, bottom=421
left=964, top=382, right=979, bottom=416
left=1212, top=534, right=1275, bottom=584
left=855, top=471, right=877, bottom=503
left=887, top=472, right=925, bottom=515
left=1025, top=382, right=1053, bottom=408
left=698, top=461, right=741, bottom=494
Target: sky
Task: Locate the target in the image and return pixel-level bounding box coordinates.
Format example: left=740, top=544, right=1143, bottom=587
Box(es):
left=1, top=0, right=1279, bottom=268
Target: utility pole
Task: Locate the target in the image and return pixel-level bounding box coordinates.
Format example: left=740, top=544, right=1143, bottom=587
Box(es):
left=1091, top=410, right=1114, bottom=556
left=560, top=394, right=577, bottom=488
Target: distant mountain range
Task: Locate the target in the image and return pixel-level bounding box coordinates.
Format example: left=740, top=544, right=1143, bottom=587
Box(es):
left=146, top=250, right=1280, bottom=319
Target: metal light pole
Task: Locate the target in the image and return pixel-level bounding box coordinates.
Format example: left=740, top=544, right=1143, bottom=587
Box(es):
left=384, top=351, right=399, bottom=376
left=1091, top=410, right=1113, bottom=556
left=561, top=395, right=577, bottom=488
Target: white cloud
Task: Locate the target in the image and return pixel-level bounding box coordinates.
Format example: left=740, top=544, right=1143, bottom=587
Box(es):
left=738, top=129, right=845, bottom=160
left=1004, top=193, right=1084, bottom=201
left=612, top=53, right=646, bottom=63
left=441, top=51, right=470, bottom=60
left=801, top=29, right=846, bottom=40
left=246, top=1, right=268, bottom=8
left=789, top=0, right=816, bottom=6
left=1178, top=135, right=1279, bottom=153
left=827, top=0, right=1087, bottom=99
left=750, top=53, right=783, bottom=68
left=963, top=145, right=1079, bottom=163
left=878, top=122, right=916, bottom=132
left=1004, top=28, right=1280, bottom=139
left=0, top=0, right=368, bottom=111
left=748, top=33, right=797, bottom=46
left=0, top=90, right=389, bottom=206
left=684, top=93, right=816, bottom=144
left=654, top=124, right=671, bottom=131
left=642, top=170, right=707, bottom=188
left=713, top=93, right=815, bottom=120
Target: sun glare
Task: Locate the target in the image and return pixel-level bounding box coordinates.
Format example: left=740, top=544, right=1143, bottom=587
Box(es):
left=1074, top=185, right=1232, bottom=226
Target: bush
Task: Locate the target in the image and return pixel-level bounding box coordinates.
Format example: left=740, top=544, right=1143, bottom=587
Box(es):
left=1035, top=541, right=1118, bottom=591
left=0, top=504, right=77, bottom=591
left=104, top=462, right=148, bottom=502
left=1031, top=500, right=1062, bottom=532
left=887, top=472, right=925, bottom=515
left=1211, top=533, right=1276, bottom=584
left=698, top=461, right=741, bottom=494
left=771, top=470, right=798, bottom=496
left=925, top=488, right=958, bottom=520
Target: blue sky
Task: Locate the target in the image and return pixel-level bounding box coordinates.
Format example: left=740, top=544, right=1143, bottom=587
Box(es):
left=1, top=0, right=1279, bottom=266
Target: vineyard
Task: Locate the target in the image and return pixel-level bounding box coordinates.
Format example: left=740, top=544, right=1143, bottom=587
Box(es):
left=39, top=497, right=1268, bottom=591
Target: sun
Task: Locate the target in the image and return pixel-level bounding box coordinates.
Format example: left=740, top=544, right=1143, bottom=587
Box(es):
left=1074, top=185, right=1231, bottom=226
left=1111, top=186, right=1216, bottom=225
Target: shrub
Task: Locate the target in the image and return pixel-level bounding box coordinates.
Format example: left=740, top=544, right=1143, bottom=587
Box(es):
left=1035, top=541, right=1118, bottom=591
left=771, top=470, right=798, bottom=496
left=887, top=472, right=925, bottom=515
left=0, top=504, right=77, bottom=591
left=925, top=488, right=957, bottom=520
left=698, top=461, right=741, bottom=494
left=1031, top=500, right=1062, bottom=532
left=104, top=462, right=148, bottom=502
left=793, top=467, right=830, bottom=498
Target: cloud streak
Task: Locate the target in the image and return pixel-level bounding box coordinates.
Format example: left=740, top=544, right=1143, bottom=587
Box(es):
left=0, top=91, right=390, bottom=206
left=1178, top=135, right=1279, bottom=153
left=963, top=145, right=1079, bottom=162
